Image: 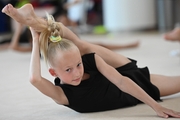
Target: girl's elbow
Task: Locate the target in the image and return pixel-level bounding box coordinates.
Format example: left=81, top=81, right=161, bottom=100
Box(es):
left=29, top=75, right=41, bottom=85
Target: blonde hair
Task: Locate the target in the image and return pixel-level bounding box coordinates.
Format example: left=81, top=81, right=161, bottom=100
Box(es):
left=39, top=13, right=77, bottom=66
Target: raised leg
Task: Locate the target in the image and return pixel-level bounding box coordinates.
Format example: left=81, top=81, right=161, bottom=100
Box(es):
left=2, top=4, right=47, bottom=32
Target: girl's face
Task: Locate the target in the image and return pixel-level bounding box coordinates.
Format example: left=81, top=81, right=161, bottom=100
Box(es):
left=49, top=48, right=84, bottom=86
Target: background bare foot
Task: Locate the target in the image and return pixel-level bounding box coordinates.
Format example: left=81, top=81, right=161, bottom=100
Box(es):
left=164, top=28, right=180, bottom=41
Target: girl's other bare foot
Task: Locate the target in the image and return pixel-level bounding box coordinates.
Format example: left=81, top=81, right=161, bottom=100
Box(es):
left=2, top=4, right=46, bottom=32
left=164, top=28, right=180, bottom=42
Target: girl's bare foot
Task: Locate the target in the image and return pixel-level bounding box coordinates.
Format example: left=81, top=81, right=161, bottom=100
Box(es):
left=164, top=28, right=180, bottom=42
left=2, top=4, right=47, bottom=32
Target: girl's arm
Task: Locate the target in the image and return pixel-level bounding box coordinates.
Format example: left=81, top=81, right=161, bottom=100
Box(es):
left=29, top=28, right=68, bottom=105
left=94, top=54, right=180, bottom=118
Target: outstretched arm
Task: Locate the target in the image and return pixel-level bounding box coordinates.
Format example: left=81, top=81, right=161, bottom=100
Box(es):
left=29, top=27, right=68, bottom=105
left=94, top=53, right=180, bottom=118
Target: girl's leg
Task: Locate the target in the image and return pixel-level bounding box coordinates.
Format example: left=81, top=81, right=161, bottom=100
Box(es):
left=1, top=3, right=131, bottom=67
left=150, top=74, right=180, bottom=97
left=2, top=4, right=47, bottom=32
left=96, top=41, right=139, bottom=50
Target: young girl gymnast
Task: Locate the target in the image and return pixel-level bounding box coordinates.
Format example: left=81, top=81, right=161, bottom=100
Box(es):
left=2, top=3, right=180, bottom=118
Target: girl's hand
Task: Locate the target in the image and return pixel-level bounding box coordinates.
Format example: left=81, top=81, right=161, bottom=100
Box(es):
left=29, top=27, right=39, bottom=40
left=154, top=105, right=180, bottom=118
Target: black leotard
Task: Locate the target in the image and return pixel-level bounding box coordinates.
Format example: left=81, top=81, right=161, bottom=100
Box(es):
left=54, top=53, right=160, bottom=113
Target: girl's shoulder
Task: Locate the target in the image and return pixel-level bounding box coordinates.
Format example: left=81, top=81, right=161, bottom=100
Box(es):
left=81, top=52, right=95, bottom=64
left=81, top=52, right=95, bottom=57
left=82, top=52, right=98, bottom=72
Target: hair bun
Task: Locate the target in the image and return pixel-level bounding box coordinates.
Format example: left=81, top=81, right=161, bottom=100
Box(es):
left=51, top=29, right=59, bottom=37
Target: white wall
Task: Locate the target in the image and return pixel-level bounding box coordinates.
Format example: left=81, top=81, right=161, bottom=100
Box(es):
left=103, top=0, right=156, bottom=31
